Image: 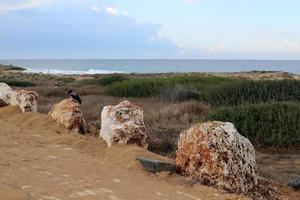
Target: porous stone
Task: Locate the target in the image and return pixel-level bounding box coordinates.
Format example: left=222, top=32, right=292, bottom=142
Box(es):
left=100, top=100, right=148, bottom=148
left=176, top=121, right=258, bottom=193
left=0, top=83, right=13, bottom=107
left=48, top=98, right=86, bottom=134
left=10, top=90, right=39, bottom=112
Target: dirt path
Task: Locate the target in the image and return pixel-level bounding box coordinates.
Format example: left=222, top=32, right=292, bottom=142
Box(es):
left=0, top=106, right=299, bottom=200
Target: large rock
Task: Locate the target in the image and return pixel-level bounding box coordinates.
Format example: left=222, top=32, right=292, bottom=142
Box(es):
left=49, top=98, right=86, bottom=134
left=176, top=121, right=258, bottom=193
left=100, top=100, right=148, bottom=148
left=10, top=90, right=39, bottom=112
left=0, top=83, right=13, bottom=107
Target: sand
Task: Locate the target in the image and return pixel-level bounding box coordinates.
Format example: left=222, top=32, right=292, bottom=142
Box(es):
left=0, top=106, right=298, bottom=200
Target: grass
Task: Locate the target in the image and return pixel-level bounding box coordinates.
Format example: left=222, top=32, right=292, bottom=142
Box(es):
left=0, top=77, right=36, bottom=87
left=77, top=74, right=127, bottom=86
left=105, top=75, right=233, bottom=98
left=206, top=102, right=300, bottom=148
left=201, top=79, right=300, bottom=106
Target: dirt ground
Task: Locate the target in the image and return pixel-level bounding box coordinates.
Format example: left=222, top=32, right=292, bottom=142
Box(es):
left=0, top=106, right=253, bottom=200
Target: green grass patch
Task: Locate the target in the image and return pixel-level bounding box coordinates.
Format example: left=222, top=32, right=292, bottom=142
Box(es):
left=106, top=75, right=233, bottom=98
left=0, top=77, right=36, bottom=87
left=77, top=75, right=127, bottom=86
left=201, top=79, right=300, bottom=106
left=206, top=102, right=300, bottom=148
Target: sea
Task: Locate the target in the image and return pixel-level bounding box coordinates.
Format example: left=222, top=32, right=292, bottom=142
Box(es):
left=0, top=59, right=300, bottom=75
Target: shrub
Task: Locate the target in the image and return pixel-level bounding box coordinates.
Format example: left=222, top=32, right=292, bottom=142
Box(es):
left=159, top=85, right=200, bottom=102
left=77, top=75, right=127, bottom=86
left=202, top=79, right=300, bottom=106
left=206, top=102, right=300, bottom=148
left=0, top=77, right=36, bottom=87
left=106, top=75, right=232, bottom=98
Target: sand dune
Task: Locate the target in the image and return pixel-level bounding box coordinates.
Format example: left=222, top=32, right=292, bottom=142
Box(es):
left=0, top=106, right=298, bottom=200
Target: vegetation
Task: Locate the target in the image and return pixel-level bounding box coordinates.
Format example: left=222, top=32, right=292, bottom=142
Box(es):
left=0, top=64, right=25, bottom=71
left=206, top=102, right=300, bottom=147
left=106, top=75, right=232, bottom=98
left=201, top=79, right=300, bottom=106
left=77, top=74, right=127, bottom=86
left=0, top=77, right=36, bottom=87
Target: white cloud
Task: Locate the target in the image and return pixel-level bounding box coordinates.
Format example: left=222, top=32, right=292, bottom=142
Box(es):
left=90, top=5, right=101, bottom=13
left=104, top=6, right=118, bottom=16
left=0, top=0, right=52, bottom=14
left=183, top=0, right=199, bottom=4
left=206, top=41, right=226, bottom=53
left=91, top=6, right=129, bottom=16
left=285, top=40, right=300, bottom=52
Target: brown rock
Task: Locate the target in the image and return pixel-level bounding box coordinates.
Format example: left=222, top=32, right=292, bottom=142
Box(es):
left=100, top=100, right=148, bottom=148
left=176, top=121, right=258, bottom=193
left=49, top=98, right=86, bottom=134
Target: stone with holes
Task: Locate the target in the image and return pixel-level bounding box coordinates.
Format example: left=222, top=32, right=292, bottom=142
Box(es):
left=176, top=121, right=258, bottom=193
left=10, top=90, right=39, bottom=112
left=100, top=100, right=148, bottom=148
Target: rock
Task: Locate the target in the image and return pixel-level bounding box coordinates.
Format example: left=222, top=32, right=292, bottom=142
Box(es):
left=10, top=90, right=39, bottom=112
left=287, top=175, right=300, bottom=191
left=0, top=83, right=13, bottom=107
left=176, top=121, right=258, bottom=193
left=48, top=98, right=86, bottom=134
left=100, top=100, right=148, bottom=148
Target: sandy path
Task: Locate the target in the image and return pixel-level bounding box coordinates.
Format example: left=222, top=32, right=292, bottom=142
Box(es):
left=0, top=106, right=250, bottom=200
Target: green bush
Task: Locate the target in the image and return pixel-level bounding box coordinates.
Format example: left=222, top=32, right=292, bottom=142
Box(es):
left=202, top=79, right=300, bottom=106
left=0, top=78, right=36, bottom=87
left=206, top=102, right=300, bottom=147
left=77, top=75, right=127, bottom=86
left=159, top=85, right=200, bottom=102
left=106, top=75, right=232, bottom=98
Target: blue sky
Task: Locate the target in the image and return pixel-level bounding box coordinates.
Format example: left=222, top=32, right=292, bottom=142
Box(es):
left=0, top=0, right=299, bottom=59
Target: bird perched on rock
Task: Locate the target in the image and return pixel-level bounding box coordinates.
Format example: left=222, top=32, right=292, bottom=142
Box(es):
left=68, top=90, right=82, bottom=104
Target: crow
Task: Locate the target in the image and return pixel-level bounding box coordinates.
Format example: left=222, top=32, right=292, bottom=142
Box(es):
left=68, top=90, right=82, bottom=104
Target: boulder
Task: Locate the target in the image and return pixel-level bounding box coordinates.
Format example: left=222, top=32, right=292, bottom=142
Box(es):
left=100, top=100, right=148, bottom=148
left=176, top=121, right=258, bottom=193
left=0, top=83, right=13, bottom=107
left=10, top=90, right=39, bottom=112
left=48, top=98, right=86, bottom=134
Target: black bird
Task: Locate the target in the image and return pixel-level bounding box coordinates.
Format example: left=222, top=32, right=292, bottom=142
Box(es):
left=68, top=90, right=82, bottom=104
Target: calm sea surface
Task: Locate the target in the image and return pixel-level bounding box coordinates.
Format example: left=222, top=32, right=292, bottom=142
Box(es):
left=0, top=59, right=300, bottom=75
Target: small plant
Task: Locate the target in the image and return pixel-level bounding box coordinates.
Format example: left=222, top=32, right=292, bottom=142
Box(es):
left=77, top=74, right=127, bottom=86
left=0, top=77, right=36, bottom=87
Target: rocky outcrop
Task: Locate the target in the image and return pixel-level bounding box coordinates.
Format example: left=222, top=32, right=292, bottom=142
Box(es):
left=10, top=90, right=39, bottom=112
left=0, top=83, right=13, bottom=107
left=48, top=98, right=86, bottom=134
left=176, top=121, right=258, bottom=193
left=100, top=100, right=148, bottom=148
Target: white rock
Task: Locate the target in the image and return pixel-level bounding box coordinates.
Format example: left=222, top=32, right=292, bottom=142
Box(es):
left=176, top=121, right=258, bottom=193
left=0, top=83, right=13, bottom=107
left=10, top=90, right=39, bottom=112
left=100, top=100, right=148, bottom=148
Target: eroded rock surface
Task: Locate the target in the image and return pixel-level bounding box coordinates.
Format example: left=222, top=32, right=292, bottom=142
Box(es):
left=100, top=100, right=148, bottom=148
left=176, top=121, right=258, bottom=193
left=10, top=90, right=39, bottom=112
left=0, top=83, right=13, bottom=107
left=48, top=98, right=86, bottom=134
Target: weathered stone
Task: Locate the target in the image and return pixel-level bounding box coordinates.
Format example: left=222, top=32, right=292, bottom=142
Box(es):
left=48, top=98, right=86, bottom=134
left=0, top=83, right=13, bottom=107
left=100, top=100, right=148, bottom=148
left=10, top=90, right=39, bottom=112
left=176, top=121, right=258, bottom=193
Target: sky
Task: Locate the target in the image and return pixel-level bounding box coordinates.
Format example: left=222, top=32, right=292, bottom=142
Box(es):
left=0, top=0, right=299, bottom=59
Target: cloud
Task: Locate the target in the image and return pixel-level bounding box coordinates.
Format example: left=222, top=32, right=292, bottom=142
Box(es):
left=0, top=0, right=52, bottom=14
left=90, top=5, right=129, bottom=16
left=206, top=42, right=226, bottom=53
left=183, top=0, right=199, bottom=4
left=285, top=40, right=300, bottom=52
left=0, top=0, right=178, bottom=59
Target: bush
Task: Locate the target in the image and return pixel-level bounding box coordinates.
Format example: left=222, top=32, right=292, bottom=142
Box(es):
left=159, top=85, right=200, bottom=102
left=106, top=75, right=232, bottom=98
left=206, top=102, right=300, bottom=148
left=0, top=77, right=36, bottom=87
left=202, top=79, right=300, bottom=106
left=77, top=75, right=127, bottom=86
